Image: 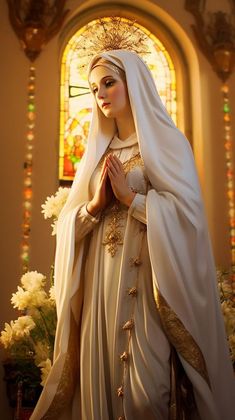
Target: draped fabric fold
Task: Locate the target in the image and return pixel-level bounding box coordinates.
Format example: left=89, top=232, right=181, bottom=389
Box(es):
left=153, top=288, right=210, bottom=387
left=31, top=50, right=235, bottom=420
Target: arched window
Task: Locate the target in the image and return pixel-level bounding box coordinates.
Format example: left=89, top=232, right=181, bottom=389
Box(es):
left=59, top=17, right=177, bottom=181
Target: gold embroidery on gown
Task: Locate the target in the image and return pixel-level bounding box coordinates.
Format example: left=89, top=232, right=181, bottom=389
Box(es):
left=41, top=312, right=79, bottom=419
left=122, top=152, right=144, bottom=175
left=101, top=150, right=145, bottom=257
left=153, top=284, right=211, bottom=388
left=102, top=200, right=125, bottom=257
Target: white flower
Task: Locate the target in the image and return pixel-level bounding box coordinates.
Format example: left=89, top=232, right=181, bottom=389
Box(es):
left=21, top=271, right=46, bottom=291
left=38, top=358, right=52, bottom=386
left=41, top=195, right=59, bottom=219
left=0, top=267, right=57, bottom=367
left=11, top=287, right=47, bottom=310
left=31, top=290, right=48, bottom=307
left=12, top=316, right=36, bottom=338
left=41, top=187, right=70, bottom=220
left=0, top=321, right=15, bottom=348
left=55, top=186, right=70, bottom=204
left=11, top=287, right=31, bottom=310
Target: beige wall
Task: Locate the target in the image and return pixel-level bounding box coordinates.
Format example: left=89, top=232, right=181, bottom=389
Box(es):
left=0, top=0, right=234, bottom=416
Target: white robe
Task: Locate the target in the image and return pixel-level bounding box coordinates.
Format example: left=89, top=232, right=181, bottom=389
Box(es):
left=77, top=133, right=171, bottom=420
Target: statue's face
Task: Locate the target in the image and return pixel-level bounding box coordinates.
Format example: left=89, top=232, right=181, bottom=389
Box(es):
left=89, top=65, right=131, bottom=119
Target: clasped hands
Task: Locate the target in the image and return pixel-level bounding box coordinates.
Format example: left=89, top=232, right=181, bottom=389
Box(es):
left=87, top=153, right=136, bottom=217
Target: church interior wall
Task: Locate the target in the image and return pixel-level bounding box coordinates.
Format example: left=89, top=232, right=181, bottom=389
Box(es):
left=0, top=0, right=234, bottom=417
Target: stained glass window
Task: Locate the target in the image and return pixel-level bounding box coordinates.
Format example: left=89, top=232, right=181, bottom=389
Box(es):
left=59, top=18, right=177, bottom=180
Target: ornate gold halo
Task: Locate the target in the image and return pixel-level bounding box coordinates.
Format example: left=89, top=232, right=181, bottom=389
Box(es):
left=76, top=17, right=150, bottom=71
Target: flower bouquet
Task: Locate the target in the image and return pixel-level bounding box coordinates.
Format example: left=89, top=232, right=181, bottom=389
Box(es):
left=0, top=271, right=56, bottom=415
left=0, top=271, right=56, bottom=386
left=1, top=187, right=70, bottom=394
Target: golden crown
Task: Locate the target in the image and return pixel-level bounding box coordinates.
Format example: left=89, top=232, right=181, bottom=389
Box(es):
left=76, top=17, right=150, bottom=70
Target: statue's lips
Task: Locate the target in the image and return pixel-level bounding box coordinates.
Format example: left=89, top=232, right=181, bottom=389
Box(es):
left=102, top=102, right=111, bottom=108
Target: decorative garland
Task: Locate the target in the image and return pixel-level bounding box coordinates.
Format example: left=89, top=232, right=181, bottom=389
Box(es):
left=21, top=65, right=36, bottom=273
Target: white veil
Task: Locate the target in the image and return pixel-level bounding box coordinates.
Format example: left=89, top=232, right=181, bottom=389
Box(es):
left=31, top=50, right=235, bottom=420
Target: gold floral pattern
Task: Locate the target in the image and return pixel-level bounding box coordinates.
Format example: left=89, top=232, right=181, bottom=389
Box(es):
left=101, top=149, right=145, bottom=257
left=122, top=152, right=144, bottom=174
left=102, top=201, right=125, bottom=257
left=153, top=285, right=211, bottom=388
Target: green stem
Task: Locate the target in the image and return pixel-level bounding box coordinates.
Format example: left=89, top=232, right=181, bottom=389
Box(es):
left=31, top=315, right=47, bottom=342
left=37, top=307, right=55, bottom=349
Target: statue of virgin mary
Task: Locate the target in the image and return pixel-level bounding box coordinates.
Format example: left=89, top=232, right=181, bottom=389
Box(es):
left=31, top=47, right=235, bottom=420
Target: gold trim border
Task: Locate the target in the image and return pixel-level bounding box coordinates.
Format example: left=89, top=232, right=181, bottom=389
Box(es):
left=153, top=283, right=211, bottom=388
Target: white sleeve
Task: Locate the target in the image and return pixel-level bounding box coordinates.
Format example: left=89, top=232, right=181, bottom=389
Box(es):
left=128, top=193, right=147, bottom=225
left=75, top=202, right=101, bottom=243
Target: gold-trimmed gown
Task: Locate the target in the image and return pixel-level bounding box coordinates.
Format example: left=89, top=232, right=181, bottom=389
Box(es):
left=75, top=133, right=171, bottom=420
